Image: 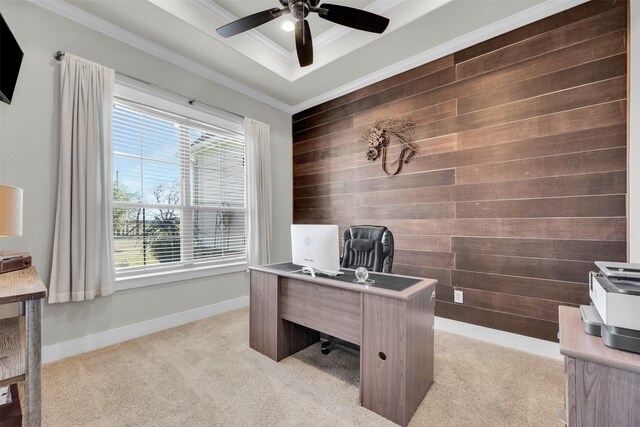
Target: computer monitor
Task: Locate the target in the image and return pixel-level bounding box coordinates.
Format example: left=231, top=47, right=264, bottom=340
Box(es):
left=291, top=224, right=342, bottom=276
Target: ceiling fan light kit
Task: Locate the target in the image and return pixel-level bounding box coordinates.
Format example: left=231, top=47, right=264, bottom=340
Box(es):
left=216, top=0, right=390, bottom=67
left=279, top=19, right=296, bottom=32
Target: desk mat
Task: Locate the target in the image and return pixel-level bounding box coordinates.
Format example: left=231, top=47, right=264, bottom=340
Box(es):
left=263, top=262, right=422, bottom=292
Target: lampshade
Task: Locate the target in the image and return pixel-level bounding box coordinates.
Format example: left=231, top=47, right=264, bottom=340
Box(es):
left=0, top=184, right=23, bottom=237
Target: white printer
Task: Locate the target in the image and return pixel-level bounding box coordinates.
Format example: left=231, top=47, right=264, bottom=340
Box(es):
left=581, top=262, right=640, bottom=354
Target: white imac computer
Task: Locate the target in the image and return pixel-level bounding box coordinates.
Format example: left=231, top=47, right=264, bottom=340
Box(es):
left=291, top=224, right=343, bottom=277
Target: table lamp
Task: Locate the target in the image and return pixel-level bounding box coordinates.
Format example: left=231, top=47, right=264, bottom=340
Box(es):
left=0, top=184, right=22, bottom=237
left=0, top=184, right=31, bottom=273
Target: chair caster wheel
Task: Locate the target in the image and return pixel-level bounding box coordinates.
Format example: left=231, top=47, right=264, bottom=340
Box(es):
left=322, top=348, right=331, bottom=355
left=321, top=341, right=331, bottom=350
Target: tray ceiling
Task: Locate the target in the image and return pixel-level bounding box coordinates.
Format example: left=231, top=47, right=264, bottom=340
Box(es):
left=37, top=0, right=588, bottom=112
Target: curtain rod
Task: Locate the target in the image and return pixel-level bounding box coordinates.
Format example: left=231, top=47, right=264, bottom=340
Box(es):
left=53, top=51, right=244, bottom=120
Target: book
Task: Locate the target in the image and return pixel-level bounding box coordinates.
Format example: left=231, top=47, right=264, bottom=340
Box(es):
left=0, top=252, right=29, bottom=261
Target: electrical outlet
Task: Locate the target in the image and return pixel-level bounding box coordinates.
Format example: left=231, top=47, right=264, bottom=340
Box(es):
left=454, top=289, right=464, bottom=304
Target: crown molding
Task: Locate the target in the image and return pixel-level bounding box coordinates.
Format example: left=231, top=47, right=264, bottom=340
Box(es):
left=27, top=0, right=295, bottom=114
left=290, top=0, right=589, bottom=113
left=313, top=0, right=403, bottom=51
left=191, top=0, right=296, bottom=63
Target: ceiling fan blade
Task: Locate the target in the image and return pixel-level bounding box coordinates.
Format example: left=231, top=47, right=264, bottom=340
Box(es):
left=317, top=3, right=389, bottom=34
left=216, top=8, right=286, bottom=38
left=295, top=19, right=313, bottom=67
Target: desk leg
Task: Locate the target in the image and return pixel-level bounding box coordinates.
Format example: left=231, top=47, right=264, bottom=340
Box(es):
left=250, top=272, right=280, bottom=360
left=250, top=271, right=318, bottom=361
left=24, top=298, right=42, bottom=427
left=361, top=289, right=434, bottom=427
left=361, top=294, right=407, bottom=425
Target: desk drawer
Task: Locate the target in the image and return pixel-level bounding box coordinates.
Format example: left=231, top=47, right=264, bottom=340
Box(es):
left=280, top=278, right=361, bottom=345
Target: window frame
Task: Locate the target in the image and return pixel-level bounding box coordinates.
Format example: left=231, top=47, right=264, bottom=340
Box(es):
left=112, top=82, right=247, bottom=291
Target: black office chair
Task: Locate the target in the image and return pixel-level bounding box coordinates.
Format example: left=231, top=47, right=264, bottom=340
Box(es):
left=321, top=225, right=394, bottom=355
left=340, top=225, right=394, bottom=273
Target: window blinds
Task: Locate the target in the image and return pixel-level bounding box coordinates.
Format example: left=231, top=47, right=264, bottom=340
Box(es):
left=112, top=100, right=246, bottom=275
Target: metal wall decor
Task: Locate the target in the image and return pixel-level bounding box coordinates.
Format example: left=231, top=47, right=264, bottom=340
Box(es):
left=363, top=118, right=417, bottom=175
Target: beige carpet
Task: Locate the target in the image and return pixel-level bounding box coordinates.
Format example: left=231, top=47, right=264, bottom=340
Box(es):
left=42, top=308, right=564, bottom=426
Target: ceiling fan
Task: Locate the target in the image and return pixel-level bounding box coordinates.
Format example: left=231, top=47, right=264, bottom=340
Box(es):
left=216, top=0, right=390, bottom=67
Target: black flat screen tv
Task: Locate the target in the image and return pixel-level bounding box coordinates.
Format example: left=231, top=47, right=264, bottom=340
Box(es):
left=0, top=13, right=23, bottom=105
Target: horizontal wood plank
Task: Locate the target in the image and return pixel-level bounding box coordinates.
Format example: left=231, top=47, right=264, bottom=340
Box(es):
left=394, top=235, right=452, bottom=253
left=457, top=54, right=627, bottom=114
left=353, top=97, right=457, bottom=129
left=451, top=270, right=590, bottom=305
left=453, top=0, right=621, bottom=63
left=418, top=77, right=626, bottom=141
left=394, top=250, right=455, bottom=270
left=294, top=194, right=354, bottom=210
left=355, top=171, right=626, bottom=206
left=293, top=92, right=357, bottom=123
left=448, top=287, right=578, bottom=323
left=294, top=168, right=455, bottom=198
left=393, top=264, right=451, bottom=287
left=455, top=195, right=626, bottom=219
left=295, top=203, right=455, bottom=221
left=355, top=55, right=455, bottom=100
left=293, top=207, right=354, bottom=223
left=405, top=125, right=627, bottom=178
left=457, top=100, right=626, bottom=150
left=353, top=218, right=626, bottom=241
left=455, top=147, right=626, bottom=184
left=455, top=253, right=594, bottom=283
left=456, top=3, right=626, bottom=79
left=451, top=237, right=626, bottom=262
left=294, top=116, right=354, bottom=144
left=435, top=301, right=560, bottom=341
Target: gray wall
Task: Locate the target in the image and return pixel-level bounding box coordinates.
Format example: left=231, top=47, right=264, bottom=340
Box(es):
left=0, top=1, right=292, bottom=346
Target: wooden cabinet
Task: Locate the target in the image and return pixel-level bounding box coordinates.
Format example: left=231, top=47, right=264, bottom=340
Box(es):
left=559, top=306, right=640, bottom=427
left=0, top=267, right=47, bottom=427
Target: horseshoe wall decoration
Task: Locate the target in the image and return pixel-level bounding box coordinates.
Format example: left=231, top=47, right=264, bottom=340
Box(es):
left=362, top=118, right=416, bottom=176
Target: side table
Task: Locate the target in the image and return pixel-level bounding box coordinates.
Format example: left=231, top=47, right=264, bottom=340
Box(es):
left=0, top=267, right=47, bottom=427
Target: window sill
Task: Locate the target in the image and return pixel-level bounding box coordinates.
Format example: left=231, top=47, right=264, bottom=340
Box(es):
left=115, top=262, right=248, bottom=291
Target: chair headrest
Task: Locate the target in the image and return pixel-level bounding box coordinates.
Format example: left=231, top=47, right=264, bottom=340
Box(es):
left=346, top=238, right=382, bottom=252
left=349, top=226, right=388, bottom=242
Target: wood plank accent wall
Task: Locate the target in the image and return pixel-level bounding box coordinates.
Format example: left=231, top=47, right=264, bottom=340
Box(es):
left=291, top=0, right=628, bottom=341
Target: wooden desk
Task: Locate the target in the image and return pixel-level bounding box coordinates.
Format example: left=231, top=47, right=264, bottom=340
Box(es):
left=559, top=306, right=640, bottom=427
left=249, top=263, right=437, bottom=426
left=0, top=267, right=47, bottom=427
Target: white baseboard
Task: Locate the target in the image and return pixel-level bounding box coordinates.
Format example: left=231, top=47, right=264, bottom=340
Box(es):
left=42, top=295, right=249, bottom=364
left=43, top=297, right=561, bottom=364
left=435, top=316, right=562, bottom=361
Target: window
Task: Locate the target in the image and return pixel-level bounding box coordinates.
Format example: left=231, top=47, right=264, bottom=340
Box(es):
left=112, top=95, right=246, bottom=283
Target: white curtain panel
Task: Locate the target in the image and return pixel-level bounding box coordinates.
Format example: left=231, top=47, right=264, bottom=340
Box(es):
left=245, top=118, right=272, bottom=266
left=49, top=54, right=115, bottom=303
